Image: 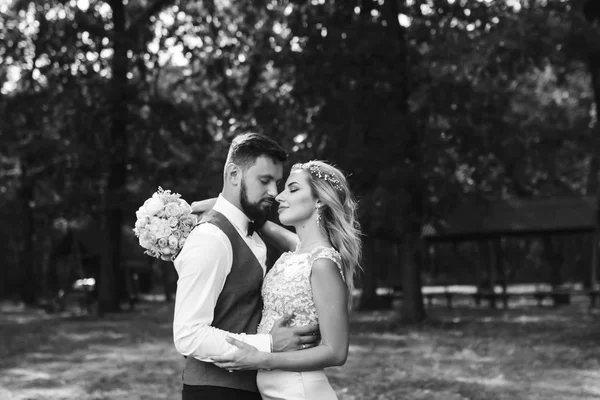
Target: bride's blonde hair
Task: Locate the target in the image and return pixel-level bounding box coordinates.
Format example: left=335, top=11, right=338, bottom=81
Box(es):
left=292, top=161, right=362, bottom=302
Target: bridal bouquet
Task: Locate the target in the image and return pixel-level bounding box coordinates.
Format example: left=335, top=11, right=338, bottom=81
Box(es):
left=133, top=187, right=199, bottom=261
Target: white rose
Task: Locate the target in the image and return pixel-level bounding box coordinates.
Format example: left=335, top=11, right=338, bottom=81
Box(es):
left=152, top=220, right=172, bottom=239
left=180, top=215, right=197, bottom=231
left=157, top=237, right=168, bottom=248
left=135, top=217, right=149, bottom=231
left=144, top=197, right=164, bottom=217
left=148, top=218, right=159, bottom=235
left=167, top=216, right=179, bottom=228
left=135, top=206, right=149, bottom=220
left=165, top=202, right=182, bottom=218
left=139, top=231, right=156, bottom=246
left=139, top=238, right=153, bottom=250
left=168, top=235, right=179, bottom=249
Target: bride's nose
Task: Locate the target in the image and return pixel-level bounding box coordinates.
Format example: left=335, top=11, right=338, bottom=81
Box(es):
left=275, top=192, right=284, bottom=203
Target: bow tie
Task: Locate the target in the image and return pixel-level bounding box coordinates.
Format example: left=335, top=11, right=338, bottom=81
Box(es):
left=247, top=222, right=256, bottom=237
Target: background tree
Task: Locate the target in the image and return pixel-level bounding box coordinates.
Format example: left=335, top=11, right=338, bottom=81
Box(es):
left=1, top=0, right=598, bottom=322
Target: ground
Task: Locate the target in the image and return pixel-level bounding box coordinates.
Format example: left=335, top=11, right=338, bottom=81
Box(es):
left=1, top=296, right=600, bottom=400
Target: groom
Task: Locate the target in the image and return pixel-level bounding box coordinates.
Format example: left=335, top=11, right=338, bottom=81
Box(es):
left=173, top=133, right=319, bottom=400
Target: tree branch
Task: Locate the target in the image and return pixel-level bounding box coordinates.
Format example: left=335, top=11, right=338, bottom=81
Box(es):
left=204, top=0, right=239, bottom=114
left=239, top=32, right=268, bottom=114
left=74, top=9, right=109, bottom=39
left=126, top=0, right=177, bottom=37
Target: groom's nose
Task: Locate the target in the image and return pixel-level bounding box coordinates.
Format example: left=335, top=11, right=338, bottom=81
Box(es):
left=266, top=181, right=278, bottom=198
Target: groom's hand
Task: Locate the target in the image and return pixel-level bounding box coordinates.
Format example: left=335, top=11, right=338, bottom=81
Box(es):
left=212, top=337, right=263, bottom=371
left=269, top=313, right=320, bottom=352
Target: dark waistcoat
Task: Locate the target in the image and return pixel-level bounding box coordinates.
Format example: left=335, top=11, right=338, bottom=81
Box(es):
left=182, top=210, right=264, bottom=393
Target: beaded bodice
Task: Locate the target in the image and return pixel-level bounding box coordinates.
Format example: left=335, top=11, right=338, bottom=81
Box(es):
left=257, top=246, right=344, bottom=334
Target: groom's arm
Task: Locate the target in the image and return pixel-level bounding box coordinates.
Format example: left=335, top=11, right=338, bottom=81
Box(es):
left=172, top=225, right=272, bottom=362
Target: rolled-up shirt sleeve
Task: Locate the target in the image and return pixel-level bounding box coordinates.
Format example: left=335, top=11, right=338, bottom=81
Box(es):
left=173, top=225, right=271, bottom=362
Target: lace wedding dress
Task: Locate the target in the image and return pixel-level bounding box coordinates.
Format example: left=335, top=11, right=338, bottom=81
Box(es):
left=256, top=246, right=344, bottom=400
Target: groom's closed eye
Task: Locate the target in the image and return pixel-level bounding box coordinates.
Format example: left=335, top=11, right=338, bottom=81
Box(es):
left=259, top=174, right=279, bottom=184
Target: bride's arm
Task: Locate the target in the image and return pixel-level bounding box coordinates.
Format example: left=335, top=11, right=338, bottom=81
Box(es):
left=191, top=198, right=299, bottom=253
left=191, top=198, right=217, bottom=214
left=213, top=258, right=349, bottom=371
left=259, top=221, right=299, bottom=253
left=263, top=258, right=349, bottom=370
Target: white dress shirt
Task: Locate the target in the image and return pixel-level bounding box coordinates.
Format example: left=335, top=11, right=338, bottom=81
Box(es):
left=173, top=194, right=272, bottom=362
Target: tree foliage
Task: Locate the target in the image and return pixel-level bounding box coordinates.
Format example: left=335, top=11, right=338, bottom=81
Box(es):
left=0, top=0, right=598, bottom=320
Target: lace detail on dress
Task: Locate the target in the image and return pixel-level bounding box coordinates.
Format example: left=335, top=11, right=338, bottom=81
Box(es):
left=308, top=247, right=344, bottom=282
left=257, top=246, right=343, bottom=334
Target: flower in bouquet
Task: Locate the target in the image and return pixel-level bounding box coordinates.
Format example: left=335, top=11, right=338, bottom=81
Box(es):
left=133, top=187, right=199, bottom=261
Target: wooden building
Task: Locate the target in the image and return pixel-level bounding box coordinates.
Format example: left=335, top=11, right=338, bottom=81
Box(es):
left=421, top=196, right=599, bottom=307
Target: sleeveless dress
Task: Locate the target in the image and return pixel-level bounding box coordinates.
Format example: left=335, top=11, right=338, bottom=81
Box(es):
left=256, top=246, right=344, bottom=400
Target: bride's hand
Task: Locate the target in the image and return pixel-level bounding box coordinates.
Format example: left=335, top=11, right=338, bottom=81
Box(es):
left=212, top=336, right=267, bottom=371
left=191, top=198, right=217, bottom=214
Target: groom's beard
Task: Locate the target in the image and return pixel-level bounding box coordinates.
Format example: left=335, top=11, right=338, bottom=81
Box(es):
left=240, top=178, right=274, bottom=223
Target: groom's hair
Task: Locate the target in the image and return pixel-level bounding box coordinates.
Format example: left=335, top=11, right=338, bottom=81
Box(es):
left=225, top=132, right=287, bottom=170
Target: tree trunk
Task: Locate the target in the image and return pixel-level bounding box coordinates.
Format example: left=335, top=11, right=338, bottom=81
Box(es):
left=18, top=174, right=37, bottom=305
left=584, top=1, right=600, bottom=289
left=482, top=240, right=497, bottom=309
left=358, top=237, right=382, bottom=309
left=160, top=259, right=174, bottom=302
left=381, top=0, right=426, bottom=321
left=99, top=0, right=130, bottom=314
left=542, top=236, right=561, bottom=287
left=494, top=239, right=508, bottom=308
left=400, top=231, right=426, bottom=322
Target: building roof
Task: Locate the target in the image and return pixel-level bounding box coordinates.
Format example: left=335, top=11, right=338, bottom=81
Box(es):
left=423, top=196, right=598, bottom=242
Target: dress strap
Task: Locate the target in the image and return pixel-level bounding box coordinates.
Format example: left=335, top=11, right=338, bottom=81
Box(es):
left=309, top=247, right=345, bottom=281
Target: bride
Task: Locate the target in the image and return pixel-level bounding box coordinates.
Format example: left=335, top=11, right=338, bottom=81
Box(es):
left=195, top=160, right=362, bottom=400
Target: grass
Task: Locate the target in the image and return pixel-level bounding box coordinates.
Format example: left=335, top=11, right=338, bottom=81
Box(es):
left=1, top=297, right=600, bottom=400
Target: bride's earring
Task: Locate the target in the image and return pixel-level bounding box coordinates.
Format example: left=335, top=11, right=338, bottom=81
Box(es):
left=316, top=207, right=322, bottom=227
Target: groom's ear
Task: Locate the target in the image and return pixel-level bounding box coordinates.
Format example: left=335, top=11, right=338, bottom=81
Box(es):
left=225, top=163, right=241, bottom=185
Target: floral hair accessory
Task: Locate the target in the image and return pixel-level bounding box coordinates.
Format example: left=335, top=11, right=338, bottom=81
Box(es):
left=293, top=162, right=344, bottom=193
